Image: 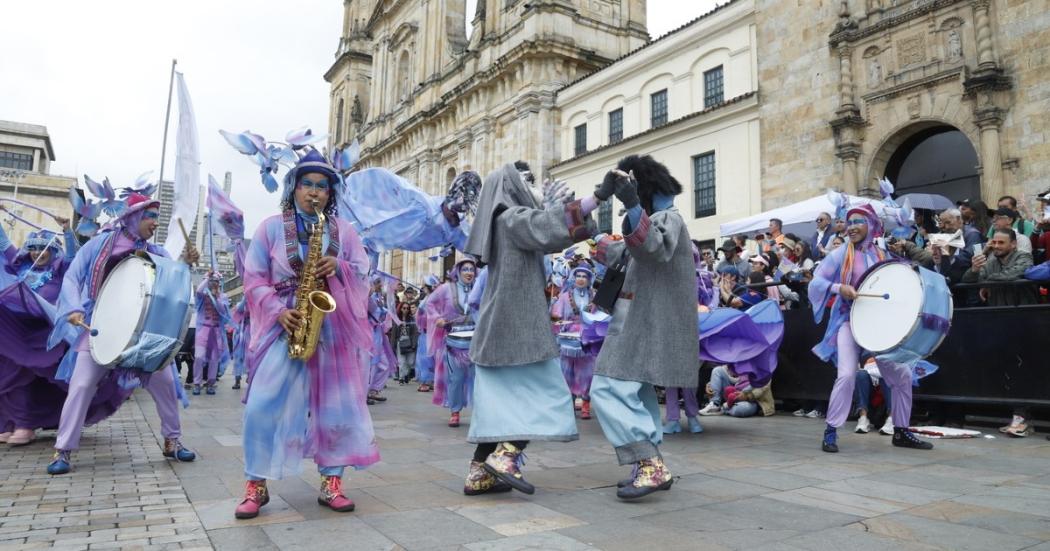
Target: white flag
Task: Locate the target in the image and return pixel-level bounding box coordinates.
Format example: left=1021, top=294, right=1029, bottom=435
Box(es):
left=163, top=72, right=201, bottom=257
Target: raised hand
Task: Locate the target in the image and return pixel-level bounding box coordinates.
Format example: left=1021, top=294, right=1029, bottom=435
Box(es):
left=612, top=170, right=639, bottom=209
left=542, top=178, right=575, bottom=209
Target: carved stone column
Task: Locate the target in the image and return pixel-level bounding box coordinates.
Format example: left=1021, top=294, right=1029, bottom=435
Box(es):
left=972, top=0, right=997, bottom=70
left=975, top=106, right=1005, bottom=202
left=838, top=46, right=855, bottom=112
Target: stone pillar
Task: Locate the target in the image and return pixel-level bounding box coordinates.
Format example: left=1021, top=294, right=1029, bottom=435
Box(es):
left=972, top=0, right=997, bottom=70
left=837, top=46, right=855, bottom=111
left=975, top=109, right=1004, bottom=202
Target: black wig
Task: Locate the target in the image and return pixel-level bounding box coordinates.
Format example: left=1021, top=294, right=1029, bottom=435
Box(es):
left=616, top=155, right=682, bottom=214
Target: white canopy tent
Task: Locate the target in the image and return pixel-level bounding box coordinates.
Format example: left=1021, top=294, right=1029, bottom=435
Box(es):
left=718, top=194, right=888, bottom=239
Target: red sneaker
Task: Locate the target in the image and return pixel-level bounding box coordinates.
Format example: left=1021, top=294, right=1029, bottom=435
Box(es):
left=580, top=400, right=592, bottom=420
left=234, top=480, right=269, bottom=519
left=449, top=412, right=461, bottom=427
left=318, top=475, right=355, bottom=512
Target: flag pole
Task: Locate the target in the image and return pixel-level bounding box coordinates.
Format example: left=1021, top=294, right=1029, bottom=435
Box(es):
left=158, top=59, right=177, bottom=189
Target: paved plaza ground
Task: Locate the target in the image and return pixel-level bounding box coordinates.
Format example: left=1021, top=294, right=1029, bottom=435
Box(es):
left=2, top=382, right=1050, bottom=550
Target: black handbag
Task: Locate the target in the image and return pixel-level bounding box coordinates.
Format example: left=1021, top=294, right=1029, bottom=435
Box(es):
left=593, top=251, right=630, bottom=314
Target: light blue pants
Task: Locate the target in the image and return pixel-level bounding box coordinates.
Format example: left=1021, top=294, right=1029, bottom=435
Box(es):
left=708, top=365, right=760, bottom=418
left=590, top=375, right=662, bottom=465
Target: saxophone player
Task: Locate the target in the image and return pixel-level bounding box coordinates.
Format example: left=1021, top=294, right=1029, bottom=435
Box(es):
left=236, top=150, right=379, bottom=519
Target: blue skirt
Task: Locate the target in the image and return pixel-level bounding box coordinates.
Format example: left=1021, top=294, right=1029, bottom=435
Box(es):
left=467, top=357, right=579, bottom=444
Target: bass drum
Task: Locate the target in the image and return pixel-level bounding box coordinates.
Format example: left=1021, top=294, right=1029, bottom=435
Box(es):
left=850, top=261, right=952, bottom=364
left=90, top=253, right=192, bottom=372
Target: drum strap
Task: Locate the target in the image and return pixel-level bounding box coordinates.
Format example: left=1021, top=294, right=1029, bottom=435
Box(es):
left=88, top=232, right=119, bottom=300
left=920, top=313, right=950, bottom=332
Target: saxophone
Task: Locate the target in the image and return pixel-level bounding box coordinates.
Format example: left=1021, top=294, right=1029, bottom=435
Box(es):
left=288, top=199, right=338, bottom=360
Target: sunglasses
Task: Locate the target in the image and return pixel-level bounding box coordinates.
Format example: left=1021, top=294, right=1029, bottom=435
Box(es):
left=298, top=179, right=331, bottom=191
left=143, top=211, right=160, bottom=220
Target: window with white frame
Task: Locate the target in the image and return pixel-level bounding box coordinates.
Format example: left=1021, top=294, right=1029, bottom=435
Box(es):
left=693, top=151, right=716, bottom=218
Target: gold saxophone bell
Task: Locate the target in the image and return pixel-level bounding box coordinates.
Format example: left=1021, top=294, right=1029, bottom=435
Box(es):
left=288, top=199, right=338, bottom=361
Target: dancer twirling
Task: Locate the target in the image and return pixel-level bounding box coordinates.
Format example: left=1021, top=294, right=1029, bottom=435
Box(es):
left=589, top=155, right=696, bottom=500
left=0, top=216, right=127, bottom=446
left=366, top=275, right=397, bottom=404
left=460, top=162, right=597, bottom=495
left=423, top=258, right=478, bottom=428
left=235, top=150, right=378, bottom=519
left=550, top=265, right=598, bottom=420
left=46, top=193, right=198, bottom=474
left=808, top=204, right=932, bottom=453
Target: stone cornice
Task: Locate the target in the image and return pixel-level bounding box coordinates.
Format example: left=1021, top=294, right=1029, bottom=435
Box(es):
left=324, top=49, right=373, bottom=82
left=861, top=66, right=964, bottom=104
left=829, top=0, right=966, bottom=47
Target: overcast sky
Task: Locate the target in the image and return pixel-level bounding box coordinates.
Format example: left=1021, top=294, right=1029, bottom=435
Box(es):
left=0, top=0, right=725, bottom=235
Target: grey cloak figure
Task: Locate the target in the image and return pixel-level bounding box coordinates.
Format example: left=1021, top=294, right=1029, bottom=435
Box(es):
left=589, top=155, right=697, bottom=499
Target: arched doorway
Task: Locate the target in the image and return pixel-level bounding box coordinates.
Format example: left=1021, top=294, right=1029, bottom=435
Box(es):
left=882, top=125, right=980, bottom=203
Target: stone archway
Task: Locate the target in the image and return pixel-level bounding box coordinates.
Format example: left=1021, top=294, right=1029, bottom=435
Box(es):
left=867, top=121, right=981, bottom=203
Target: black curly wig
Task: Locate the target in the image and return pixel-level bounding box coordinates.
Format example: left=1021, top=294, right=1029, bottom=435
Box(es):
left=616, top=154, right=682, bottom=214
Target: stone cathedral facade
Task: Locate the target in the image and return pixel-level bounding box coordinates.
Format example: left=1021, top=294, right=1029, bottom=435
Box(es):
left=325, top=0, right=647, bottom=281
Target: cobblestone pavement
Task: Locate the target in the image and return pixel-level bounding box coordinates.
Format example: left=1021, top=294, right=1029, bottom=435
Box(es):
left=3, top=381, right=1050, bottom=550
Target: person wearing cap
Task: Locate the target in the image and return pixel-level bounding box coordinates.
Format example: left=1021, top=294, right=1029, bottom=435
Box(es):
left=422, top=258, right=479, bottom=428
left=191, top=272, right=233, bottom=396
left=550, top=265, right=599, bottom=421
left=715, top=239, right=750, bottom=278
left=990, top=207, right=1032, bottom=254
left=235, top=150, right=378, bottom=519
left=992, top=195, right=1036, bottom=239
left=45, top=192, right=200, bottom=475
left=1033, top=191, right=1050, bottom=262
left=414, top=274, right=441, bottom=392
left=808, top=204, right=933, bottom=454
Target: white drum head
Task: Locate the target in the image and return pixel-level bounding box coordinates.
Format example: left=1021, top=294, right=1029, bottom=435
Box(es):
left=558, top=332, right=581, bottom=339
left=851, top=263, right=923, bottom=353
left=90, top=256, right=152, bottom=366
left=448, top=331, right=475, bottom=339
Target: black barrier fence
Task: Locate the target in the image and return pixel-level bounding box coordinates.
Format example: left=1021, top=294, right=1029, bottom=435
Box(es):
left=767, top=277, right=1050, bottom=408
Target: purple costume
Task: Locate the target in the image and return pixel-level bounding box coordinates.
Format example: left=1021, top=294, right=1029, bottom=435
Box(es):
left=0, top=227, right=127, bottom=435
left=550, top=267, right=597, bottom=400
left=422, top=261, right=476, bottom=414
left=366, top=284, right=398, bottom=394
left=241, top=210, right=379, bottom=478
left=47, top=202, right=186, bottom=453
left=808, top=206, right=914, bottom=431
left=192, top=278, right=232, bottom=387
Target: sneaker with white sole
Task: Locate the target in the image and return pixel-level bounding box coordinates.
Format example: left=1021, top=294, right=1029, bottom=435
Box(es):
left=793, top=409, right=807, bottom=417
left=879, top=419, right=894, bottom=435
left=698, top=403, right=721, bottom=416
left=854, top=415, right=872, bottom=434
left=805, top=409, right=823, bottom=419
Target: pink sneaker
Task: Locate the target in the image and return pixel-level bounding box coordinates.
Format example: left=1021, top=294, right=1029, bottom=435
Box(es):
left=234, top=480, right=269, bottom=519
left=318, top=475, right=355, bottom=512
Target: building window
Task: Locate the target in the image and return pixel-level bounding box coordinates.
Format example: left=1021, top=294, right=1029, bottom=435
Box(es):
left=650, top=89, right=668, bottom=128
left=693, top=152, right=716, bottom=218
left=704, top=66, right=724, bottom=108
left=574, top=123, right=587, bottom=156
left=598, top=200, right=613, bottom=234
left=0, top=151, right=33, bottom=171
left=608, top=108, right=623, bottom=144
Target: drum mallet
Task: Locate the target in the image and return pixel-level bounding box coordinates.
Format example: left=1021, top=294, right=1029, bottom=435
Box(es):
left=855, top=293, right=890, bottom=300
left=73, top=320, right=99, bottom=336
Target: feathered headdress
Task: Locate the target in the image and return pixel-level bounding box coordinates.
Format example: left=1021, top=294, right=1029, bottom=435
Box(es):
left=219, top=127, right=359, bottom=194
left=71, top=172, right=160, bottom=237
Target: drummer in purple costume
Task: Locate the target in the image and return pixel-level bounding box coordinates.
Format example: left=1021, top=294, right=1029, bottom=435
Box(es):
left=235, top=150, right=378, bottom=519
left=192, top=272, right=232, bottom=396
left=808, top=204, right=933, bottom=453
left=0, top=216, right=127, bottom=447
left=422, top=258, right=478, bottom=428
left=550, top=265, right=598, bottom=421
left=46, top=193, right=199, bottom=474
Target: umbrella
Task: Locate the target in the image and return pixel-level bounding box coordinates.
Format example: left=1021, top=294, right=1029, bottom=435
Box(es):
left=898, top=193, right=954, bottom=211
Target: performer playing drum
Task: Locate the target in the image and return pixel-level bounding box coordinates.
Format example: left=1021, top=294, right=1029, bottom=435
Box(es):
left=423, top=258, right=478, bottom=428
left=46, top=192, right=199, bottom=474
left=550, top=264, right=598, bottom=420
left=808, top=204, right=936, bottom=453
